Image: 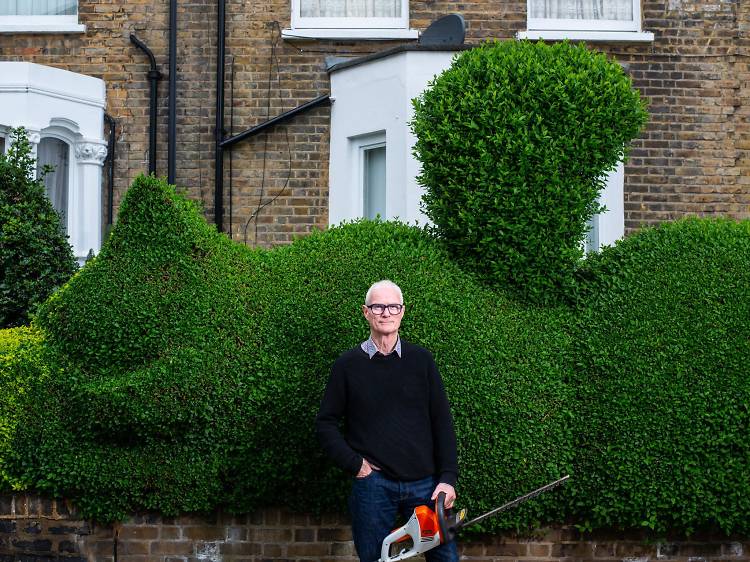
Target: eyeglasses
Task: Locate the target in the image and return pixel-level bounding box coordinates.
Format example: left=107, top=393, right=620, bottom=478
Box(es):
left=366, top=303, right=404, bottom=315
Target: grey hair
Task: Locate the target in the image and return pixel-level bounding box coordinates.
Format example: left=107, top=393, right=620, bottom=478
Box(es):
left=365, top=280, right=404, bottom=305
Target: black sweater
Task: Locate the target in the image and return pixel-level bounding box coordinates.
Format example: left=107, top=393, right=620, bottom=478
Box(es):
left=316, top=340, right=458, bottom=486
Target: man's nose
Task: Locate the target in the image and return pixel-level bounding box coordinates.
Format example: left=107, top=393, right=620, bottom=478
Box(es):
left=382, top=307, right=391, bottom=317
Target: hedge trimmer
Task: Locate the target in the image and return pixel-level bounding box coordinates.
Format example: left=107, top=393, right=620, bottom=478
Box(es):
left=375, top=475, right=570, bottom=562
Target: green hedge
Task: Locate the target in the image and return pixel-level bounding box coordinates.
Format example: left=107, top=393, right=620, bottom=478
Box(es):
left=0, top=326, right=46, bottom=488
left=2, top=176, right=749, bottom=535
left=570, top=218, right=750, bottom=534
left=4, top=175, right=573, bottom=526
left=412, top=40, right=648, bottom=304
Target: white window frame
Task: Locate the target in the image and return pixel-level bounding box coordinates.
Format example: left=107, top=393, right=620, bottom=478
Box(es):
left=349, top=131, right=387, bottom=218
left=292, top=0, right=408, bottom=29
left=37, top=129, right=76, bottom=233
left=283, top=0, right=417, bottom=39
left=360, top=138, right=387, bottom=219
left=528, top=0, right=640, bottom=32
left=518, top=0, right=654, bottom=42
left=0, top=14, right=85, bottom=34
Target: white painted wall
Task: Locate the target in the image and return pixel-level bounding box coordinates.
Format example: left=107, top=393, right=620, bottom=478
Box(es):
left=328, top=49, right=625, bottom=249
left=0, top=62, right=107, bottom=263
left=330, top=50, right=458, bottom=225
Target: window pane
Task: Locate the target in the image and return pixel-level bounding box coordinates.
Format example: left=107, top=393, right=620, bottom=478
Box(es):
left=529, top=0, right=632, bottom=20
left=36, top=137, right=69, bottom=231
left=585, top=214, right=600, bottom=253
left=0, top=136, right=5, bottom=155
left=363, top=145, right=386, bottom=220
left=0, top=0, right=77, bottom=16
left=300, top=0, right=399, bottom=17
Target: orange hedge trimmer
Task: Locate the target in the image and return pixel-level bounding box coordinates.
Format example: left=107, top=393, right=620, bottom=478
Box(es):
left=376, top=475, right=570, bottom=562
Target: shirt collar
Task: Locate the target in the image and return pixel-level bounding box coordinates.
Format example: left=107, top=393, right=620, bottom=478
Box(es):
left=361, top=336, right=402, bottom=359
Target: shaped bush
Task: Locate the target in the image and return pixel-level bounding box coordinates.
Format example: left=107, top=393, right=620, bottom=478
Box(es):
left=3, top=175, right=750, bottom=536
left=412, top=40, right=648, bottom=303
left=0, top=128, right=77, bottom=327
left=571, top=218, right=750, bottom=534
left=5, top=175, right=572, bottom=524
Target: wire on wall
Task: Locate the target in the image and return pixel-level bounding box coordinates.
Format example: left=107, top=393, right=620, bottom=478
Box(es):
left=243, top=22, right=293, bottom=246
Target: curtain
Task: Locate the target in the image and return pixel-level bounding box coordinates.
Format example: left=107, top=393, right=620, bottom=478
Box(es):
left=528, top=0, right=632, bottom=20
left=36, top=137, right=69, bottom=231
left=0, top=0, right=77, bottom=16
left=300, top=0, right=400, bottom=18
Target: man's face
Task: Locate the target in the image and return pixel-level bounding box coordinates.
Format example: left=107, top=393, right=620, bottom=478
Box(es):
left=362, top=285, right=404, bottom=338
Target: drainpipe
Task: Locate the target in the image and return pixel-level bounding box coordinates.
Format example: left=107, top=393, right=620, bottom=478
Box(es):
left=168, top=0, right=177, bottom=184
left=214, top=0, right=226, bottom=232
left=129, top=34, right=161, bottom=175
left=103, top=113, right=116, bottom=226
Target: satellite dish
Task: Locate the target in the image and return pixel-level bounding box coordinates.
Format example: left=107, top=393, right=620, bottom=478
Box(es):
left=419, top=14, right=466, bottom=47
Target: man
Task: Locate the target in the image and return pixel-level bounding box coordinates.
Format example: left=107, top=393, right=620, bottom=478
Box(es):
left=316, top=280, right=459, bottom=562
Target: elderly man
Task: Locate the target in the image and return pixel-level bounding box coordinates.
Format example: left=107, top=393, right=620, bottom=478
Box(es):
left=316, top=280, right=459, bottom=562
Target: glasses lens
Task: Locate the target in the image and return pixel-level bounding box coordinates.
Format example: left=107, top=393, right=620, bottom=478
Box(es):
left=388, top=304, right=403, bottom=314
left=370, top=304, right=385, bottom=314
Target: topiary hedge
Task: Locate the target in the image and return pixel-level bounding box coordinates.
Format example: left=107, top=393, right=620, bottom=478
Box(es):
left=0, top=128, right=77, bottom=328
left=2, top=176, right=749, bottom=536
left=412, top=40, right=648, bottom=304
left=3, top=175, right=573, bottom=526
left=569, top=218, right=750, bottom=534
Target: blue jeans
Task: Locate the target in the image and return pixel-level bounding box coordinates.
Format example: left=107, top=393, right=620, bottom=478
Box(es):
left=349, top=471, right=459, bottom=562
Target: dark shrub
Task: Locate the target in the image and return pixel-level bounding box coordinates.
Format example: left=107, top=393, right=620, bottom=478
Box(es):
left=0, top=128, right=77, bottom=327
left=412, top=40, right=648, bottom=303
left=6, top=175, right=572, bottom=525
left=572, top=218, right=750, bottom=534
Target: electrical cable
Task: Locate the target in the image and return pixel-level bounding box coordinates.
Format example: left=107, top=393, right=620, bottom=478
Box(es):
left=243, top=22, right=294, bottom=246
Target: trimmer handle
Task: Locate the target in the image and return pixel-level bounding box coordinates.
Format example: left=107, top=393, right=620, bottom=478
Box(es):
left=435, top=491, right=457, bottom=544
left=435, top=490, right=468, bottom=545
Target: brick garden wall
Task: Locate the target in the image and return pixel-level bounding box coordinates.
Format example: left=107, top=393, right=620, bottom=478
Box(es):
left=0, top=0, right=748, bottom=244
left=1, top=493, right=749, bottom=562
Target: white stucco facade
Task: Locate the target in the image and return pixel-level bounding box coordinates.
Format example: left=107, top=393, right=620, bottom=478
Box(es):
left=328, top=48, right=625, bottom=250
left=0, top=62, right=107, bottom=262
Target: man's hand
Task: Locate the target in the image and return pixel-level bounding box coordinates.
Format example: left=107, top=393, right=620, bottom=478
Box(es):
left=356, top=459, right=379, bottom=478
left=431, top=483, right=456, bottom=509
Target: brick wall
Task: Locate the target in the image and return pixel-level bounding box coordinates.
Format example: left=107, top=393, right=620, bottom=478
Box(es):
left=1, top=493, right=749, bottom=562
left=0, top=0, right=747, bottom=244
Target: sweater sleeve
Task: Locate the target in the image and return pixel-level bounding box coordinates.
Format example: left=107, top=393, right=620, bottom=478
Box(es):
left=315, top=358, right=363, bottom=476
left=427, top=354, right=459, bottom=487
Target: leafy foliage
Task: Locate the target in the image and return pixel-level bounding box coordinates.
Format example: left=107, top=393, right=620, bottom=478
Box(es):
left=570, top=218, right=750, bottom=534
left=3, top=175, right=572, bottom=525
left=1, top=176, right=748, bottom=536
left=411, top=40, right=648, bottom=303
left=0, top=326, right=46, bottom=488
left=0, top=128, right=77, bottom=328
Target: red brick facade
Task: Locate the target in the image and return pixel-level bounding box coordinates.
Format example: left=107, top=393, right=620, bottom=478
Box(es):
left=2, top=493, right=749, bottom=562
left=0, top=0, right=747, bottom=245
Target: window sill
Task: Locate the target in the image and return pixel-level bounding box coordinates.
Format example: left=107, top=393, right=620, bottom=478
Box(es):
left=282, top=28, right=419, bottom=40
left=517, top=30, right=654, bottom=42
left=0, top=23, right=86, bottom=33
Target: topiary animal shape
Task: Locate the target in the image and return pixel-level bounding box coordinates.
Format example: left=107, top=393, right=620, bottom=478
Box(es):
left=7, top=174, right=574, bottom=524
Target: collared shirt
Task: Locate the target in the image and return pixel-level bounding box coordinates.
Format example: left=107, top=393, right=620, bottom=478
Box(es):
left=360, top=336, right=402, bottom=359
